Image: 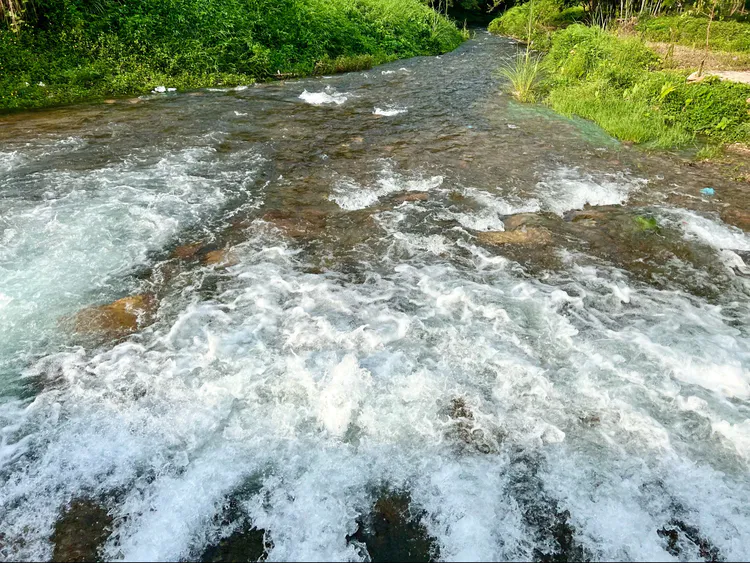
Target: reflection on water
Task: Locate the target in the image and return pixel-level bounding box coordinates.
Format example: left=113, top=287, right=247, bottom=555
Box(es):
left=1, top=32, right=749, bottom=562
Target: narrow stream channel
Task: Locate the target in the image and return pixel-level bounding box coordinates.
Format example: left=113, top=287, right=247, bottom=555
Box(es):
left=1, top=32, right=749, bottom=561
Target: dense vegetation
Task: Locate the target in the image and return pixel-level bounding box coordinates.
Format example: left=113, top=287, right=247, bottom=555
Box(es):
left=636, top=14, right=750, bottom=52
left=488, top=0, right=585, bottom=49
left=0, top=0, right=463, bottom=110
left=544, top=24, right=750, bottom=147
left=490, top=0, right=750, bottom=151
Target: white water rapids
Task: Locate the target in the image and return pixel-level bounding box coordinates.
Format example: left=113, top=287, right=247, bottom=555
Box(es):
left=1, top=32, right=750, bottom=562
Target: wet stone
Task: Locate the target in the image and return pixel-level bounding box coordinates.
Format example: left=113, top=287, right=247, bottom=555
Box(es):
left=394, top=192, right=429, bottom=203
left=73, top=293, right=156, bottom=340
left=51, top=500, right=113, bottom=562
left=478, top=227, right=554, bottom=247
left=348, top=492, right=439, bottom=563
left=720, top=208, right=750, bottom=232
left=171, top=242, right=204, bottom=260
left=508, top=453, right=592, bottom=563
left=658, top=520, right=723, bottom=562
left=446, top=398, right=497, bottom=454
left=502, top=212, right=544, bottom=231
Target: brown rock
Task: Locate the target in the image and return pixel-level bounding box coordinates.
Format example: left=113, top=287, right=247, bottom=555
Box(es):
left=394, top=192, right=429, bottom=203
left=51, top=500, right=112, bottom=562
left=262, top=209, right=328, bottom=239
left=203, top=248, right=239, bottom=267
left=74, top=294, right=156, bottom=339
left=478, top=227, right=553, bottom=246
left=171, top=242, right=203, bottom=260
left=721, top=208, right=750, bottom=231
left=502, top=213, right=540, bottom=231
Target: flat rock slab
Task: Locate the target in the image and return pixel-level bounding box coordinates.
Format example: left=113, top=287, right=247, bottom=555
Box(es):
left=688, top=70, right=750, bottom=85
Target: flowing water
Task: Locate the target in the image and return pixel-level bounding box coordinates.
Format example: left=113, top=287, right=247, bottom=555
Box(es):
left=1, top=32, right=750, bottom=561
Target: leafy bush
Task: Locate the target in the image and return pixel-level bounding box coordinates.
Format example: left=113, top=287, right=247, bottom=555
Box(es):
left=488, top=0, right=584, bottom=48
left=0, top=0, right=463, bottom=110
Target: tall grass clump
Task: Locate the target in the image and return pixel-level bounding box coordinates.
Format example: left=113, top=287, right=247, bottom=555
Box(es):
left=500, top=51, right=542, bottom=101
left=498, top=0, right=543, bottom=102
left=0, top=0, right=464, bottom=111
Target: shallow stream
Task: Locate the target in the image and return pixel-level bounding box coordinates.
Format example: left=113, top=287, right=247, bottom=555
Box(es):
left=1, top=32, right=750, bottom=561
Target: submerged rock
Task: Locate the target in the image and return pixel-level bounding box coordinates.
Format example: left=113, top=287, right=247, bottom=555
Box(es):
left=447, top=398, right=497, bottom=454
left=203, top=247, right=239, bottom=267
left=51, top=500, right=112, bottom=562
left=73, top=294, right=156, bottom=339
left=502, top=212, right=544, bottom=231
left=262, top=209, right=328, bottom=239
left=171, top=242, right=204, bottom=260
left=348, top=491, right=439, bottom=562
left=478, top=227, right=553, bottom=246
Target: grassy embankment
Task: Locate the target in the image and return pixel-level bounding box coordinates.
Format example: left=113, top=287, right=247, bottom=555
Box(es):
left=0, top=0, right=464, bottom=111
left=490, top=2, right=750, bottom=152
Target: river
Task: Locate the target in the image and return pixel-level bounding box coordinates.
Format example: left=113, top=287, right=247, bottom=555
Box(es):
left=1, top=32, right=749, bottom=561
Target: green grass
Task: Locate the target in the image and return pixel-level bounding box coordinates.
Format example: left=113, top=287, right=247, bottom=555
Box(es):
left=636, top=14, right=750, bottom=53
left=540, top=24, right=750, bottom=149
left=0, top=0, right=463, bottom=111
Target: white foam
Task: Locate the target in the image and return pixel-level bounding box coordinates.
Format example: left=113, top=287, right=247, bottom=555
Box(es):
left=373, top=107, right=407, bottom=117
left=2, top=229, right=750, bottom=560
left=0, top=150, right=23, bottom=175
left=536, top=166, right=645, bottom=215
left=330, top=162, right=443, bottom=211
left=662, top=208, right=750, bottom=252
left=440, top=187, right=541, bottom=231
left=299, top=88, right=349, bottom=106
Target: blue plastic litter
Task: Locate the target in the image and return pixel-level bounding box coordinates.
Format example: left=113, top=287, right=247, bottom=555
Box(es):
left=701, top=187, right=715, bottom=196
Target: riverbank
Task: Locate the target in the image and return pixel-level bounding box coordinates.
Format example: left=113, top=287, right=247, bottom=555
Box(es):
left=489, top=5, right=750, bottom=156
left=0, top=0, right=463, bottom=111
